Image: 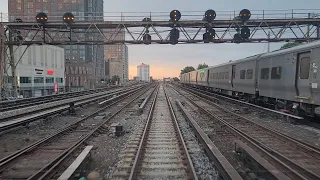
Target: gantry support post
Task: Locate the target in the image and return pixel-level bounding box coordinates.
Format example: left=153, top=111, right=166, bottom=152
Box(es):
left=8, top=31, right=17, bottom=98
left=0, top=22, right=4, bottom=100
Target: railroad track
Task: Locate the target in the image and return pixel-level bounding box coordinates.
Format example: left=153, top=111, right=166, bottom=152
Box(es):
left=0, top=85, right=146, bottom=132
left=0, top=85, right=152, bottom=180
left=112, top=85, right=197, bottom=180
left=173, top=84, right=320, bottom=180
left=179, top=84, right=303, bottom=120
left=0, top=86, right=122, bottom=112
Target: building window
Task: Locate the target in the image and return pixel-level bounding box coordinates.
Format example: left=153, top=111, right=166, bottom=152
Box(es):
left=46, top=77, right=54, bottom=83
left=271, top=67, right=282, bottom=79
left=58, top=3, right=63, bottom=10
left=246, top=69, right=253, bottom=79
left=34, top=77, right=44, bottom=83
left=300, top=57, right=310, bottom=79
left=20, top=77, right=32, bottom=83
left=5, top=76, right=13, bottom=83
left=27, top=2, right=34, bottom=8
left=240, top=70, right=246, bottom=79
left=17, top=3, right=21, bottom=10
left=260, top=68, right=270, bottom=80
left=56, top=78, right=63, bottom=83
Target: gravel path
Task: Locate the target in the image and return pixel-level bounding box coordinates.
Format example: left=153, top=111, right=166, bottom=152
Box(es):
left=85, top=88, right=154, bottom=179
left=0, top=87, right=125, bottom=120
left=166, top=87, right=218, bottom=180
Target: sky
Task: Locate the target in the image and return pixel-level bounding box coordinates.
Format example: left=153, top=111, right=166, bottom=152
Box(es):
left=2, top=0, right=320, bottom=79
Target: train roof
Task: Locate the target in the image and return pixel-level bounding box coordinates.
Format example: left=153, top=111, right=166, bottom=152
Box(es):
left=260, top=40, right=320, bottom=58
left=180, top=40, right=320, bottom=75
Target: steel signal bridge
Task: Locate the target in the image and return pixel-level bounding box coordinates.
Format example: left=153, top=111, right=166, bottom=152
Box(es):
left=2, top=9, right=320, bottom=45
left=1, top=9, right=320, bottom=99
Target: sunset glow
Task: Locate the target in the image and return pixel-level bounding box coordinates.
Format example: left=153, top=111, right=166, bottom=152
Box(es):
left=129, top=65, right=180, bottom=80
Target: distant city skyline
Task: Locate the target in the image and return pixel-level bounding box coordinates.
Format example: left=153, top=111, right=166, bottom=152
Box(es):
left=2, top=0, right=320, bottom=79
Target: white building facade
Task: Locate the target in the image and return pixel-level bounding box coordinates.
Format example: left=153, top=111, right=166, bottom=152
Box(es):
left=5, top=45, right=65, bottom=98
left=137, top=63, right=150, bottom=82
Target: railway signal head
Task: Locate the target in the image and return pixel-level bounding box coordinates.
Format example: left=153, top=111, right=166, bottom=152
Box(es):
left=239, top=9, right=251, bottom=21
left=142, top=17, right=151, bottom=22
left=170, top=28, right=180, bottom=45
left=241, top=26, right=251, bottom=39
left=204, top=9, right=216, bottom=23
left=170, top=10, right=181, bottom=22
left=203, top=28, right=215, bottom=43
left=233, top=33, right=242, bottom=43
left=36, top=12, right=48, bottom=24
left=63, top=12, right=75, bottom=24
left=143, top=34, right=151, bottom=45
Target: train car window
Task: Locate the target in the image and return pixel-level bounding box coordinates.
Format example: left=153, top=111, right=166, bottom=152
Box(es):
left=246, top=69, right=253, bottom=79
left=271, top=67, right=282, bottom=79
left=225, top=72, right=229, bottom=79
left=240, top=70, right=246, bottom=79
left=300, top=57, right=310, bottom=79
left=260, top=68, right=270, bottom=79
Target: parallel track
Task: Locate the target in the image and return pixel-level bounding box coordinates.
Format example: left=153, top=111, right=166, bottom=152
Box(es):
left=0, top=85, right=152, bottom=180
left=0, top=86, right=120, bottom=112
left=0, top=86, right=144, bottom=132
left=174, top=84, right=320, bottom=180
left=179, top=84, right=303, bottom=120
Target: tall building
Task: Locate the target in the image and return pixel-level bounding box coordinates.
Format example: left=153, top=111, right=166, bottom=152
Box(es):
left=8, top=0, right=105, bottom=91
left=137, top=63, right=150, bottom=82
left=5, top=45, right=65, bottom=98
left=104, top=29, right=128, bottom=83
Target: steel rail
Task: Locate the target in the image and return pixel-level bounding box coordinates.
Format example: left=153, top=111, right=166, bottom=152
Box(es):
left=0, top=85, right=140, bottom=120
left=173, top=84, right=320, bottom=180
left=0, top=86, right=145, bottom=132
left=0, top=86, right=117, bottom=112
left=163, top=87, right=198, bottom=180
left=175, top=99, right=243, bottom=180
left=0, top=85, right=119, bottom=107
left=29, top=85, right=154, bottom=180
left=128, top=85, right=197, bottom=180
left=180, top=84, right=303, bottom=120
left=128, top=86, right=159, bottom=180
left=0, top=85, right=150, bottom=175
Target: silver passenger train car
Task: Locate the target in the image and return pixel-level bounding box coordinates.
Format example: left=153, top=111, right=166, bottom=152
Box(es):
left=180, top=40, right=320, bottom=117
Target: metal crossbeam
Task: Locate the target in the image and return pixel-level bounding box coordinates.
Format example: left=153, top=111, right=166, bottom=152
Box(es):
left=3, top=18, right=320, bottom=45
left=2, top=9, right=320, bottom=99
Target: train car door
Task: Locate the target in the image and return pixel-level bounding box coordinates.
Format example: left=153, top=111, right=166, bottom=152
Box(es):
left=231, top=65, right=236, bottom=88
left=295, top=52, right=312, bottom=98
